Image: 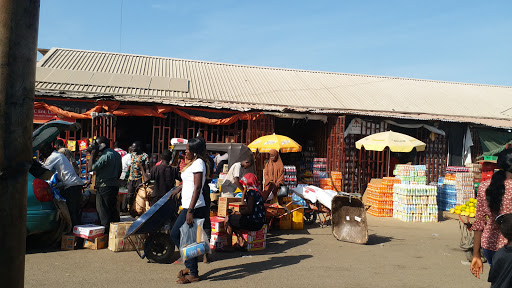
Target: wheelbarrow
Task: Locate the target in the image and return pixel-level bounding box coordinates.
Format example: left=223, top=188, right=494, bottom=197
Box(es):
left=331, top=193, right=368, bottom=244
left=125, top=187, right=180, bottom=263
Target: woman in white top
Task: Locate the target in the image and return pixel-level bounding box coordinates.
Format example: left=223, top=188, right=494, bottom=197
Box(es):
left=170, top=137, right=209, bottom=284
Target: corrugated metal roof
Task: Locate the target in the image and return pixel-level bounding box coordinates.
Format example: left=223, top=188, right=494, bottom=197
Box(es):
left=35, top=47, right=512, bottom=126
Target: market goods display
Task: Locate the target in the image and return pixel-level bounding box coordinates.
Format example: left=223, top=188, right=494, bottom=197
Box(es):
left=300, top=144, right=316, bottom=185
left=438, top=167, right=475, bottom=211
left=437, top=175, right=456, bottom=211
left=393, top=184, right=438, bottom=222
left=331, top=171, right=343, bottom=191
left=284, top=165, right=297, bottom=189
left=449, top=198, right=477, bottom=218
left=312, top=158, right=327, bottom=186
left=367, top=177, right=400, bottom=217
left=393, top=165, right=427, bottom=185
left=455, top=172, right=474, bottom=205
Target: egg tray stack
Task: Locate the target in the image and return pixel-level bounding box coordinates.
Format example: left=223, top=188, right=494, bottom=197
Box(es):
left=393, top=184, right=438, bottom=222
left=366, top=177, right=400, bottom=217
left=455, top=172, right=474, bottom=205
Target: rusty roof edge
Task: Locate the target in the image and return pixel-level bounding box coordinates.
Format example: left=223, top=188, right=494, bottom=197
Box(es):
left=35, top=89, right=512, bottom=129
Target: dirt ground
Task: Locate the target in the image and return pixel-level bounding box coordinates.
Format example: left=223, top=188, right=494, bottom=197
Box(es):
left=25, top=215, right=491, bottom=288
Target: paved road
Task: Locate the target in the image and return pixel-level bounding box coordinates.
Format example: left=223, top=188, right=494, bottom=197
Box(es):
left=26, top=216, right=491, bottom=288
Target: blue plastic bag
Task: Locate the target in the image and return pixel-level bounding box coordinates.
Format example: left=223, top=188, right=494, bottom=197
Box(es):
left=292, top=193, right=308, bottom=208
left=46, top=173, right=65, bottom=201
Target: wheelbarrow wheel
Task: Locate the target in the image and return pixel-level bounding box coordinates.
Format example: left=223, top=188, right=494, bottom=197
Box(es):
left=303, top=210, right=317, bottom=225
left=144, top=232, right=176, bottom=264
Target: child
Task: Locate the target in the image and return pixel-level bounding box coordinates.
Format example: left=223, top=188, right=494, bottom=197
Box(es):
left=488, top=213, right=512, bottom=287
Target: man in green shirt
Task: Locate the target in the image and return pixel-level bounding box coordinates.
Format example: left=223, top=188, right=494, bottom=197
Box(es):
left=88, top=136, right=122, bottom=235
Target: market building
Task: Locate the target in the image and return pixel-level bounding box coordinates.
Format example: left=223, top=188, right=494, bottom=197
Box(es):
left=34, top=48, right=512, bottom=193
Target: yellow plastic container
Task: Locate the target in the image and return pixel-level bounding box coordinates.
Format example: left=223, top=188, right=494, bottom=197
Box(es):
left=279, top=213, right=292, bottom=230
left=290, top=204, right=304, bottom=230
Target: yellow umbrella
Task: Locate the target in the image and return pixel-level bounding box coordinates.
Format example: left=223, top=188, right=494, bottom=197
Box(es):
left=248, top=134, right=302, bottom=153
left=356, top=131, right=426, bottom=176
left=355, top=131, right=426, bottom=152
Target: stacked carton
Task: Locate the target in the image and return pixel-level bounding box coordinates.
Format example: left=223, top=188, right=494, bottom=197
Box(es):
left=63, top=224, right=105, bottom=251
left=232, top=224, right=268, bottom=251
left=108, top=222, right=145, bottom=252
left=366, top=177, right=400, bottom=217
left=209, top=216, right=228, bottom=250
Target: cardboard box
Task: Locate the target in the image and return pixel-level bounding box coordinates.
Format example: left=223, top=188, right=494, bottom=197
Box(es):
left=83, top=235, right=107, bottom=250
left=61, top=235, right=78, bottom=251
left=231, top=224, right=268, bottom=245
left=228, top=202, right=247, bottom=213
left=108, top=221, right=145, bottom=252
left=210, top=216, right=225, bottom=233
left=218, top=197, right=239, bottom=217
left=210, top=233, right=228, bottom=250
left=108, top=236, right=145, bottom=252
left=210, top=192, right=220, bottom=202
left=109, top=222, right=133, bottom=239
left=246, top=239, right=266, bottom=251
left=73, top=224, right=105, bottom=239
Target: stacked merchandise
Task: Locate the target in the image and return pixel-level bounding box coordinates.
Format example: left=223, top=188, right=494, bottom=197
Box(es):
left=312, top=158, right=327, bottom=187
left=331, top=171, right=343, bottom=192
left=284, top=165, right=298, bottom=189
left=367, top=177, right=400, bottom=217
left=393, top=165, right=427, bottom=185
left=232, top=224, right=268, bottom=251
left=210, top=216, right=228, bottom=250
left=319, top=177, right=333, bottom=190
left=300, top=145, right=316, bottom=185
left=437, top=174, right=457, bottom=211
left=393, top=184, right=438, bottom=222
left=455, top=172, right=474, bottom=205
left=79, top=151, right=88, bottom=180
left=466, top=163, right=482, bottom=194
left=444, top=166, right=474, bottom=207
left=481, top=161, right=498, bottom=182
left=70, top=224, right=107, bottom=250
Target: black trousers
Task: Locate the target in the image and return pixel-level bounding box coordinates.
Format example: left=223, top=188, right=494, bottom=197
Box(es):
left=96, top=186, right=120, bottom=235
left=127, top=179, right=142, bottom=209
left=61, top=185, right=82, bottom=228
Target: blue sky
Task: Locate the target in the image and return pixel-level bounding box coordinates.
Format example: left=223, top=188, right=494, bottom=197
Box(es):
left=38, top=1, right=512, bottom=86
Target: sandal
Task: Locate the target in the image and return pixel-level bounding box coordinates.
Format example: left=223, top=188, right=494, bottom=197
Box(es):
left=176, top=275, right=200, bottom=284
left=177, top=268, right=190, bottom=278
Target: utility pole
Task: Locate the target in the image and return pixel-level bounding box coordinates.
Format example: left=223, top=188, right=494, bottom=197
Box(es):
left=0, top=0, right=40, bottom=287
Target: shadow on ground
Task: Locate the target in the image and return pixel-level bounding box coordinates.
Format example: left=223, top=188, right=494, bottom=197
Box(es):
left=202, top=254, right=313, bottom=281
left=366, top=234, right=397, bottom=245
left=212, top=234, right=313, bottom=262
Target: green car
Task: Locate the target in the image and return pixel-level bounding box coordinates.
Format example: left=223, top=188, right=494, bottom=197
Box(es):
left=26, top=121, right=80, bottom=246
